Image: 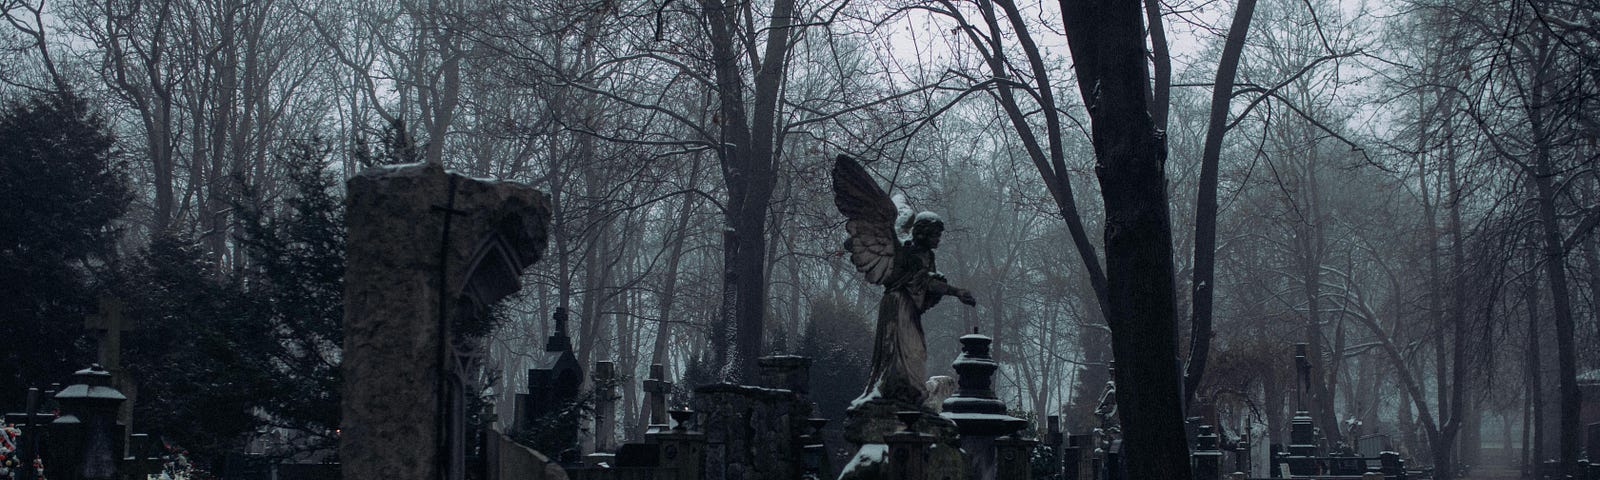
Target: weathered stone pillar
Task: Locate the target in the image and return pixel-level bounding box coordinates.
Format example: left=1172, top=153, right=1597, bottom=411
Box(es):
left=341, top=163, right=550, bottom=480
left=942, top=330, right=1027, bottom=480
left=1192, top=424, right=1222, bottom=480
left=884, top=412, right=934, bottom=480
left=1288, top=411, right=1317, bottom=476
left=1235, top=438, right=1251, bottom=475
left=758, top=355, right=811, bottom=394
left=1061, top=434, right=1084, bottom=480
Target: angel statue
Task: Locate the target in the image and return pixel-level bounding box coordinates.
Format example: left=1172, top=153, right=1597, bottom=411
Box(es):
left=832, top=155, right=977, bottom=410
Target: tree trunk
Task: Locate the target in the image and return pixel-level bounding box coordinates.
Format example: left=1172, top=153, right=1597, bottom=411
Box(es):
left=700, top=0, right=794, bottom=380
left=1525, top=36, right=1582, bottom=469
left=1058, top=0, right=1189, bottom=478
left=1184, top=0, right=1257, bottom=407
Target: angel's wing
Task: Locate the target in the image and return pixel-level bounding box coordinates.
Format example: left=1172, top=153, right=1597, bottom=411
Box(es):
left=832, top=155, right=898, bottom=285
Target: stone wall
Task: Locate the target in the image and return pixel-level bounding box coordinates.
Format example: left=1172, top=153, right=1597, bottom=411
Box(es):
left=692, top=384, right=812, bottom=480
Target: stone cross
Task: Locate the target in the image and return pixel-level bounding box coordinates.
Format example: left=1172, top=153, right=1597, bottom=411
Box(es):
left=83, top=295, right=136, bottom=441
left=642, top=364, right=672, bottom=431
left=83, top=296, right=130, bottom=370
left=3, top=388, right=47, bottom=480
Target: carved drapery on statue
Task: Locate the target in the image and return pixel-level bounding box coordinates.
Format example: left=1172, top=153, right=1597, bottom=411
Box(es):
left=831, top=155, right=976, bottom=410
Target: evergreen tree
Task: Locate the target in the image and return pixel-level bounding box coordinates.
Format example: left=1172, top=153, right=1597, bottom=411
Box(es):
left=0, top=92, right=129, bottom=403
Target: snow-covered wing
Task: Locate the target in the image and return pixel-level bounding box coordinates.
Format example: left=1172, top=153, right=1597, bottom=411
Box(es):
left=832, top=155, right=898, bottom=285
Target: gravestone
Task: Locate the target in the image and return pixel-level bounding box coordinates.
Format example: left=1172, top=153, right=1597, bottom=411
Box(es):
left=82, top=296, right=136, bottom=444
left=4, top=387, right=52, bottom=480
left=517, top=307, right=583, bottom=448
left=642, top=364, right=672, bottom=432
left=340, top=163, right=550, bottom=480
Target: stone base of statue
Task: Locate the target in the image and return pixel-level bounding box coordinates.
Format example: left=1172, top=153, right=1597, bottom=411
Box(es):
left=836, top=398, right=965, bottom=480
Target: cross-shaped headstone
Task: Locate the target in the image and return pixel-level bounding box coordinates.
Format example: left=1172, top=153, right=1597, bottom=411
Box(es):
left=3, top=388, right=50, bottom=480
left=641, top=364, right=672, bottom=430
left=83, top=295, right=137, bottom=447
left=83, top=295, right=130, bottom=371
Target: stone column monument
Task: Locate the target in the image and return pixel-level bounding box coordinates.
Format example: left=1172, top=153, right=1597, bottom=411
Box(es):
left=340, top=163, right=550, bottom=480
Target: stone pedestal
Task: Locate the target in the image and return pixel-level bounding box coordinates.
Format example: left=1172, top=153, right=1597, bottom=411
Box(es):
left=994, top=434, right=1035, bottom=479
left=692, top=383, right=811, bottom=480
left=1192, top=425, right=1223, bottom=480
left=1288, top=411, right=1317, bottom=476
left=51, top=365, right=126, bottom=480
left=648, top=411, right=705, bottom=480
left=883, top=414, right=935, bottom=480
left=941, top=331, right=1027, bottom=480
left=340, top=163, right=550, bottom=480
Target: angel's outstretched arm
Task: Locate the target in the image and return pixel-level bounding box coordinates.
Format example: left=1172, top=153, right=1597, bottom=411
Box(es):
left=928, top=278, right=977, bottom=306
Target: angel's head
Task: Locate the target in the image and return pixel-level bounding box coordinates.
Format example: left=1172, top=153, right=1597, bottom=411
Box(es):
left=910, top=211, right=944, bottom=249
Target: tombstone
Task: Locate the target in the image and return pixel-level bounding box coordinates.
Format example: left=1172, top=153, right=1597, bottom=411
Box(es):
left=517, top=307, right=584, bottom=451
left=993, top=426, right=1036, bottom=480
left=82, top=296, right=136, bottom=445
left=941, top=329, right=1028, bottom=480
left=50, top=364, right=126, bottom=480
left=1288, top=411, right=1318, bottom=475
left=1234, top=438, right=1251, bottom=475
left=1044, top=416, right=1063, bottom=479
left=1192, top=424, right=1223, bottom=480
left=642, top=364, right=672, bottom=433
left=4, top=387, right=52, bottom=480
left=340, top=163, right=551, bottom=480
left=485, top=430, right=568, bottom=480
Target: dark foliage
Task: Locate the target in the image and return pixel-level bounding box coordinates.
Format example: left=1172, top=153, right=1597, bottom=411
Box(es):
left=796, top=296, right=873, bottom=422
left=0, top=91, right=129, bottom=404
left=232, top=140, right=345, bottom=441
left=116, top=237, right=279, bottom=470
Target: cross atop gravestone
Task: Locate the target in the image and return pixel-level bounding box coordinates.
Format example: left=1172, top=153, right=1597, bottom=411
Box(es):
left=83, top=296, right=130, bottom=370
left=642, top=364, right=672, bottom=431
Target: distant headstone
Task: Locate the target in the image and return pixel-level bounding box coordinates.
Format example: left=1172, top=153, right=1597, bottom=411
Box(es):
left=641, top=364, right=672, bottom=432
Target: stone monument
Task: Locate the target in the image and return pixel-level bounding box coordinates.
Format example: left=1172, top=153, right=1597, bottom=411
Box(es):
left=831, top=155, right=976, bottom=480
left=340, top=163, right=550, bottom=480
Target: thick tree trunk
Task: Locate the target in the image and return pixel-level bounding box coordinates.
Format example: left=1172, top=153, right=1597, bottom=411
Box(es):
left=701, top=0, right=794, bottom=380
left=1059, top=1, right=1189, bottom=478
